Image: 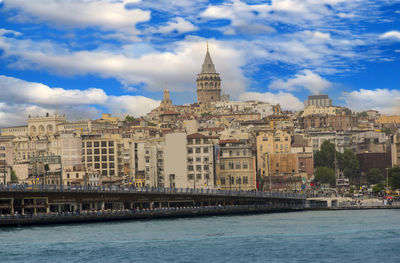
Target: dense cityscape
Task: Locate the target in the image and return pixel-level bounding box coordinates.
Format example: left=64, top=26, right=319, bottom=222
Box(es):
left=1, top=48, right=399, bottom=202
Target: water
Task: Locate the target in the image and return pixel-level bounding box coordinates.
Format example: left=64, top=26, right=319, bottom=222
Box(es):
left=1, top=210, right=399, bottom=263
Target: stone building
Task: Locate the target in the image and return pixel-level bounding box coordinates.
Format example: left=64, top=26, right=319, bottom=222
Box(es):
left=256, top=129, right=292, bottom=177
left=196, top=46, right=221, bottom=104
left=304, top=94, right=332, bottom=108
left=216, top=139, right=256, bottom=190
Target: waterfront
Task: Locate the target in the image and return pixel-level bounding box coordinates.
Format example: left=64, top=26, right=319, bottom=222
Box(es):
left=1, top=210, right=399, bottom=263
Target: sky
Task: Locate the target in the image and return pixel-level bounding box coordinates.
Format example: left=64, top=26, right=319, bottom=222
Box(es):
left=0, top=0, right=400, bottom=127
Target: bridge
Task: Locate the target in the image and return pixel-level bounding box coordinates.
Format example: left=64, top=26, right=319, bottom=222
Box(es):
left=0, top=185, right=306, bottom=226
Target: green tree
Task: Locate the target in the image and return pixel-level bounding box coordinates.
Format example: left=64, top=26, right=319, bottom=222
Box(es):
left=365, top=168, right=384, bottom=185
left=124, top=115, right=135, bottom=123
left=342, top=149, right=360, bottom=181
left=314, top=166, right=336, bottom=187
left=372, top=184, right=385, bottom=194
left=380, top=127, right=392, bottom=135
left=388, top=166, right=400, bottom=189
left=10, top=170, right=18, bottom=183
left=315, top=141, right=336, bottom=170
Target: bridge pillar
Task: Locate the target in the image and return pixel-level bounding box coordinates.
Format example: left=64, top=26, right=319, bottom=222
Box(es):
left=33, top=199, right=37, bottom=215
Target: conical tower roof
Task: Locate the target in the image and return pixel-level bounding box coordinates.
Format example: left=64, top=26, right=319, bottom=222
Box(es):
left=201, top=46, right=216, bottom=74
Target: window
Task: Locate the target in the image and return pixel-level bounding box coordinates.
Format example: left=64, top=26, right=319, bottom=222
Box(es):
left=94, top=156, right=100, bottom=162
left=86, top=149, right=92, bottom=154
left=243, top=162, right=248, bottom=169
left=188, top=165, right=194, bottom=171
left=76, top=173, right=79, bottom=179
left=236, top=162, right=241, bottom=169
left=67, top=173, right=70, bottom=179
left=109, top=148, right=114, bottom=154
left=229, top=162, right=234, bottom=169
left=195, top=139, right=201, bottom=144
left=203, top=147, right=209, bottom=153
left=188, top=174, right=194, bottom=180
left=220, top=164, right=225, bottom=170
left=285, top=137, right=289, bottom=141
left=196, top=165, right=202, bottom=171
left=196, top=148, right=201, bottom=153
left=188, top=148, right=193, bottom=154
left=94, top=142, right=99, bottom=147
left=95, top=163, right=100, bottom=169
left=109, top=156, right=114, bottom=161
left=102, top=156, right=107, bottom=162
left=262, top=137, right=268, bottom=141
left=94, top=149, right=100, bottom=155
left=221, top=177, right=226, bottom=185
left=102, top=163, right=108, bottom=169
left=102, top=148, right=107, bottom=154
left=204, top=165, right=209, bottom=171
left=101, top=141, right=107, bottom=147
left=236, top=151, right=240, bottom=156
left=274, top=137, right=280, bottom=142
left=87, top=156, right=92, bottom=162
left=204, top=157, right=209, bottom=162
left=109, top=163, right=114, bottom=169
left=243, top=150, right=247, bottom=156
left=146, top=158, right=149, bottom=163
left=205, top=174, right=210, bottom=179
left=229, top=150, right=233, bottom=156
left=196, top=174, right=202, bottom=180
left=108, top=141, right=114, bottom=147
left=196, top=157, right=201, bottom=162
left=188, top=158, right=193, bottom=163
left=86, top=142, right=92, bottom=147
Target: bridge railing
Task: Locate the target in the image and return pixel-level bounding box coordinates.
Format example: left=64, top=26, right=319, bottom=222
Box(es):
left=0, top=184, right=306, bottom=199
left=0, top=203, right=305, bottom=220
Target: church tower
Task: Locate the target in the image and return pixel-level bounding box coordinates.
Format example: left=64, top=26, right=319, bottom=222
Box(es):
left=196, top=44, right=221, bottom=104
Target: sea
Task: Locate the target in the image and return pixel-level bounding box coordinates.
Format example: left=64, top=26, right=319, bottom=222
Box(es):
left=1, top=209, right=399, bottom=263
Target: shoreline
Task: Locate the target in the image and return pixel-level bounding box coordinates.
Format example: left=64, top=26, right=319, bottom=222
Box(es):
left=1, top=204, right=399, bottom=227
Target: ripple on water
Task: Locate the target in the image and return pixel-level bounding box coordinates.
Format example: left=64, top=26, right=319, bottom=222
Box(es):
left=1, top=210, right=400, bottom=263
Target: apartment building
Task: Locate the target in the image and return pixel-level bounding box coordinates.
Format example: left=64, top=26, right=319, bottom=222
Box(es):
left=217, top=139, right=256, bottom=190
left=186, top=133, right=215, bottom=189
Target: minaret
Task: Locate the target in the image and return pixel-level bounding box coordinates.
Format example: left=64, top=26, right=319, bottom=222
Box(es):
left=196, top=43, right=221, bottom=104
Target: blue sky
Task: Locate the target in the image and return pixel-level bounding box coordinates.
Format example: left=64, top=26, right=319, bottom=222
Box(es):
left=0, top=0, right=399, bottom=127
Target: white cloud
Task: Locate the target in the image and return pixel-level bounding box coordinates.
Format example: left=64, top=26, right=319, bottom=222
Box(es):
left=154, top=17, right=198, bottom=34
left=239, top=91, right=304, bottom=111
left=341, top=89, right=400, bottom=115
left=379, top=31, right=400, bottom=41
left=0, top=75, right=108, bottom=105
left=0, top=34, right=248, bottom=96
left=269, top=70, right=332, bottom=94
left=0, top=75, right=160, bottom=127
left=2, top=0, right=150, bottom=39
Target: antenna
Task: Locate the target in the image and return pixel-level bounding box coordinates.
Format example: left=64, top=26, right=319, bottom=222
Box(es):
left=207, top=40, right=209, bottom=51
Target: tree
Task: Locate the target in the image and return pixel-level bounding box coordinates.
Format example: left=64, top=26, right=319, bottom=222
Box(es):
left=314, top=167, right=336, bottom=187
left=372, top=184, right=385, bottom=194
left=365, top=168, right=384, bottom=185
left=314, top=141, right=336, bottom=170
left=342, top=149, right=360, bottom=181
left=380, top=127, right=392, bottom=135
left=388, top=166, right=400, bottom=189
left=10, top=170, right=18, bottom=183
left=123, top=115, right=135, bottom=123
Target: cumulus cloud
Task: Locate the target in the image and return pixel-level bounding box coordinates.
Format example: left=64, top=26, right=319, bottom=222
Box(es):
left=1, top=0, right=150, bottom=39
left=0, top=75, right=160, bottom=127
left=269, top=70, right=332, bottom=94
left=0, top=34, right=248, bottom=96
left=341, top=89, right=400, bottom=114
left=153, top=17, right=198, bottom=34
left=239, top=91, right=304, bottom=111
left=379, top=31, right=400, bottom=41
